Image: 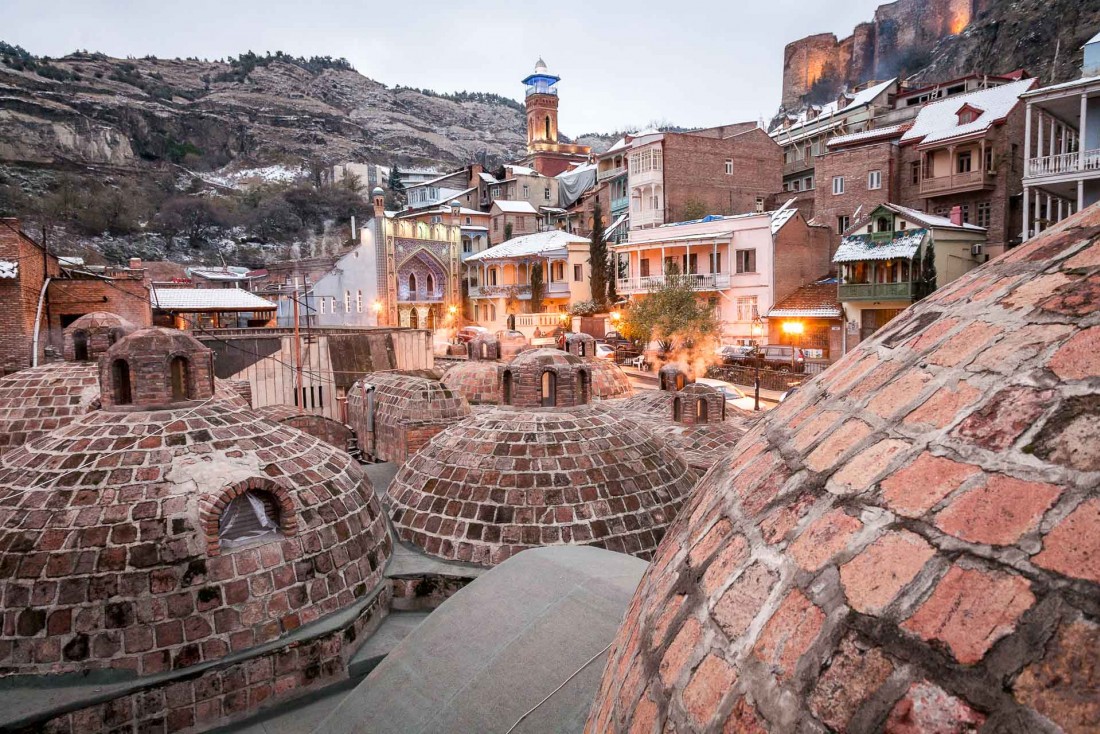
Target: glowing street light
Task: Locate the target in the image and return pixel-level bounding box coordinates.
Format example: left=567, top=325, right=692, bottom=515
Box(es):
left=610, top=310, right=621, bottom=322
left=781, top=320, right=804, bottom=335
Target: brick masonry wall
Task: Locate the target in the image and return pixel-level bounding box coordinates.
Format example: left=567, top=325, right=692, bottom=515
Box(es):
left=663, top=130, right=783, bottom=221
left=773, top=213, right=836, bottom=302
left=0, top=220, right=59, bottom=375
left=502, top=350, right=586, bottom=408
left=813, top=141, right=900, bottom=253
left=46, top=278, right=152, bottom=353
left=99, top=330, right=215, bottom=408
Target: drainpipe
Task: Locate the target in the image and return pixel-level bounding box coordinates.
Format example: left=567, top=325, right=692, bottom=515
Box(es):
left=31, top=277, right=51, bottom=367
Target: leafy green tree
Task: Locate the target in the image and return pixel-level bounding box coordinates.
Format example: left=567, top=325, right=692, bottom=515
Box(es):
left=504, top=222, right=513, bottom=241
left=916, top=238, right=937, bottom=299
left=530, top=259, right=545, bottom=313
left=588, top=196, right=608, bottom=307
left=619, top=263, right=717, bottom=351
left=679, top=199, right=707, bottom=221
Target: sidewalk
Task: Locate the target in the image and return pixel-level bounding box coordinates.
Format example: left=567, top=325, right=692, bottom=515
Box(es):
left=619, top=366, right=784, bottom=404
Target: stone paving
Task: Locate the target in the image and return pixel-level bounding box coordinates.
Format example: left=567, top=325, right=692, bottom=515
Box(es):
left=586, top=206, right=1100, bottom=733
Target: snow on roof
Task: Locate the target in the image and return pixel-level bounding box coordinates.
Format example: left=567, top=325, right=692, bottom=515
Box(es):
left=151, top=288, right=276, bottom=311
left=58, top=256, right=85, bottom=267
left=1023, top=73, right=1100, bottom=97
left=465, top=230, right=589, bottom=262
left=833, top=229, right=928, bottom=263
left=188, top=266, right=254, bottom=281
left=826, top=124, right=908, bottom=148
left=1088, top=30, right=1100, bottom=46
left=605, top=214, right=629, bottom=241
left=492, top=200, right=538, bottom=215
left=556, top=162, right=597, bottom=178
left=885, top=203, right=987, bottom=232
left=407, top=169, right=466, bottom=188
left=479, top=172, right=500, bottom=184
left=770, top=201, right=799, bottom=234
left=505, top=164, right=537, bottom=176
left=767, top=280, right=842, bottom=319
left=776, top=79, right=897, bottom=137
left=901, top=78, right=1036, bottom=145
left=604, top=137, right=629, bottom=154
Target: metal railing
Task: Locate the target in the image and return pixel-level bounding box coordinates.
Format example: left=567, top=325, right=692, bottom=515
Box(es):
left=1026, top=148, right=1100, bottom=178
left=597, top=166, right=627, bottom=182
left=838, top=282, right=915, bottom=301
left=617, top=272, right=731, bottom=293
left=398, top=289, right=445, bottom=302
left=919, top=169, right=995, bottom=195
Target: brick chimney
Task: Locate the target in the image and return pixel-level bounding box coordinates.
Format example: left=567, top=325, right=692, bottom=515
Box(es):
left=128, top=257, right=143, bottom=270
left=372, top=187, right=385, bottom=218
left=949, top=206, right=964, bottom=226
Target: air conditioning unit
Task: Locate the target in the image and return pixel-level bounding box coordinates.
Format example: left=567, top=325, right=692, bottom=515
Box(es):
left=971, top=244, right=984, bottom=256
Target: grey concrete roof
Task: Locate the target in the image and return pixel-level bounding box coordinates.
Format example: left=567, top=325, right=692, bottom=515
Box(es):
left=314, top=546, right=647, bottom=734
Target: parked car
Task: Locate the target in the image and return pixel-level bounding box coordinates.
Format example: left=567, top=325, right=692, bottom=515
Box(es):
left=594, top=343, right=617, bottom=360
left=694, top=377, right=758, bottom=412
left=758, top=345, right=806, bottom=373
left=717, top=345, right=756, bottom=366
left=455, top=326, right=490, bottom=344
left=602, top=330, right=632, bottom=349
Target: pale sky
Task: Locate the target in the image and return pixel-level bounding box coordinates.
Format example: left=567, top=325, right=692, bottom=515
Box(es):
left=3, top=0, right=884, bottom=134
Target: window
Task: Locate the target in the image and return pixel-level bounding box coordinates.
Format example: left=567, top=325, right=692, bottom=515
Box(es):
left=544, top=115, right=551, bottom=139
left=957, top=151, right=972, bottom=174
left=493, top=219, right=499, bottom=232
left=735, top=249, right=756, bottom=274
left=112, top=359, right=132, bottom=405
left=837, top=215, right=850, bottom=234
left=682, top=253, right=698, bottom=274
left=541, top=371, right=557, bottom=407
left=976, top=201, right=992, bottom=229
left=735, top=296, right=757, bottom=321
left=465, top=216, right=471, bottom=225
left=170, top=356, right=191, bottom=401
left=344, top=290, right=351, bottom=313
left=696, top=398, right=708, bottom=423
left=959, top=203, right=971, bottom=223
left=709, top=252, right=722, bottom=274
left=331, top=296, right=337, bottom=314
left=218, top=490, right=282, bottom=550
left=577, top=370, right=590, bottom=404
left=983, top=147, right=993, bottom=172
left=725, top=159, right=733, bottom=175
left=502, top=370, right=513, bottom=405
left=544, top=187, right=551, bottom=201
left=489, top=268, right=498, bottom=286
left=573, top=264, right=583, bottom=281
left=832, top=176, right=845, bottom=195
left=462, top=237, right=472, bottom=254
left=320, top=297, right=326, bottom=315
left=523, top=184, right=530, bottom=198
left=408, top=273, right=417, bottom=294
left=552, top=262, right=565, bottom=281
left=910, top=161, right=921, bottom=185
left=868, top=170, right=882, bottom=190
left=640, top=258, right=650, bottom=277
left=672, top=397, right=682, bottom=422
left=628, top=148, right=663, bottom=174
left=804, top=176, right=814, bottom=190
left=755, top=197, right=765, bottom=213
left=356, top=290, right=363, bottom=313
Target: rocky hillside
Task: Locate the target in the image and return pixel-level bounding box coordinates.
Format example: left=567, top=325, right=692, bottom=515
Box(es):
left=0, top=47, right=532, bottom=176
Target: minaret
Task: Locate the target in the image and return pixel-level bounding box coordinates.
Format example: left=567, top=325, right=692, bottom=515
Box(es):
left=522, top=58, right=560, bottom=152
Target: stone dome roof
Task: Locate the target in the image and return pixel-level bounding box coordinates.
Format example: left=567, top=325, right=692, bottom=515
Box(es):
left=508, top=347, right=583, bottom=368
left=64, top=311, right=134, bottom=331
left=99, top=327, right=215, bottom=409
left=62, top=311, right=137, bottom=362
left=347, top=371, right=471, bottom=425
left=586, top=359, right=634, bottom=400
left=388, top=405, right=695, bottom=566
left=440, top=360, right=502, bottom=405
left=0, top=396, right=391, bottom=677
left=0, top=362, right=100, bottom=456
left=587, top=207, right=1100, bottom=733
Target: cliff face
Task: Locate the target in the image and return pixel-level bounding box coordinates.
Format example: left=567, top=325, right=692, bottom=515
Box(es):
left=0, top=51, right=532, bottom=175
left=780, top=0, right=1096, bottom=109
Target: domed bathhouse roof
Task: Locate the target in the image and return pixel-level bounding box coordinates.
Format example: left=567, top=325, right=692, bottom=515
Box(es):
left=586, top=206, right=1100, bottom=733
left=657, top=362, right=694, bottom=391
left=388, top=405, right=695, bottom=566
left=467, top=332, right=501, bottom=361
left=0, top=328, right=392, bottom=731
left=62, top=311, right=136, bottom=362
left=255, top=403, right=356, bottom=451
left=440, top=360, right=503, bottom=405
left=346, top=371, right=471, bottom=463
left=501, top=347, right=632, bottom=408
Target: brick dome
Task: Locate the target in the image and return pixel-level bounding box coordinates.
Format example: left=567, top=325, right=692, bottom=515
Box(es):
left=346, top=371, right=471, bottom=463
left=467, top=333, right=501, bottom=361
left=440, top=360, right=502, bottom=404
left=0, top=362, right=100, bottom=457
left=99, top=327, right=215, bottom=409
left=565, top=332, right=598, bottom=357
left=587, top=208, right=1100, bottom=734
left=62, top=311, right=136, bottom=362
left=388, top=405, right=695, bottom=566
left=0, top=396, right=391, bottom=678
left=501, top=348, right=599, bottom=408
left=658, top=363, right=694, bottom=391
left=256, top=404, right=355, bottom=451
left=587, top=359, right=634, bottom=400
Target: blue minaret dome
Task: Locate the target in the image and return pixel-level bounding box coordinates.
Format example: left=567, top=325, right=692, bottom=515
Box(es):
left=522, top=57, right=560, bottom=97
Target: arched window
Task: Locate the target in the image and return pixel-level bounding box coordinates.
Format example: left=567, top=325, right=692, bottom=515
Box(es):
left=410, top=309, right=419, bottom=329
left=696, top=398, right=708, bottom=423
left=408, top=273, right=417, bottom=294
left=480, top=342, right=489, bottom=359
left=675, top=374, right=687, bottom=391
left=672, top=397, right=682, bottom=422
left=72, top=330, right=89, bottom=361
left=426, top=273, right=435, bottom=295
left=344, top=290, right=351, bottom=312
left=502, top=370, right=513, bottom=405
left=541, top=370, right=557, bottom=407
left=170, top=356, right=191, bottom=401
left=544, top=115, right=551, bottom=140
left=218, top=490, right=282, bottom=550
left=112, top=359, right=132, bottom=405
left=577, top=369, right=590, bottom=404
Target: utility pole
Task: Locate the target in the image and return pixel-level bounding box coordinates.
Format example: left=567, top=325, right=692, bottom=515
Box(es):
left=293, top=277, right=303, bottom=413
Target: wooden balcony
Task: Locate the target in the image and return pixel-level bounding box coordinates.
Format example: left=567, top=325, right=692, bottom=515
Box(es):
left=1026, top=148, right=1100, bottom=179
left=597, top=165, right=627, bottom=182
left=919, top=169, right=995, bottom=196
left=838, top=282, right=916, bottom=302
left=617, top=272, right=731, bottom=294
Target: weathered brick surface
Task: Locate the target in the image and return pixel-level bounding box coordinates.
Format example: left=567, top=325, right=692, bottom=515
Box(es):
left=0, top=372, right=391, bottom=680
left=98, top=328, right=215, bottom=409
left=0, top=362, right=100, bottom=457
left=388, top=404, right=695, bottom=566
left=585, top=205, right=1100, bottom=733
left=255, top=405, right=354, bottom=451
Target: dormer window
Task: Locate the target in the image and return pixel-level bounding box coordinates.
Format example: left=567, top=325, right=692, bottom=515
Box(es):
left=956, top=104, right=983, bottom=125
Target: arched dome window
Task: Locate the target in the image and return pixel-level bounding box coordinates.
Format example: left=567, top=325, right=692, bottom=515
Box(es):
left=577, top=369, right=590, bottom=404
left=672, top=397, right=683, bottom=422
left=72, top=330, right=89, bottom=361
left=541, top=370, right=557, bottom=407
left=545, top=115, right=551, bottom=140
left=219, top=490, right=283, bottom=550
left=408, top=273, right=417, bottom=293
left=112, top=359, right=132, bottom=405
left=502, top=370, right=513, bottom=405
left=426, top=273, right=435, bottom=295
left=696, top=398, right=708, bottom=423
left=170, top=356, right=191, bottom=401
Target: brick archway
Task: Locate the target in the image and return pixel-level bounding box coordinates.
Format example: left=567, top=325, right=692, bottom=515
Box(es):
left=200, top=477, right=298, bottom=556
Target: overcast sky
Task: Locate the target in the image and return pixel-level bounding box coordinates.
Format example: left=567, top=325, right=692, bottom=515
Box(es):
left=4, top=0, right=884, bottom=134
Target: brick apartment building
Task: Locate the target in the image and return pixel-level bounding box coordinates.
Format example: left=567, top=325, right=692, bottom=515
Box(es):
left=622, top=124, right=783, bottom=229
left=814, top=77, right=1036, bottom=256
left=0, top=218, right=152, bottom=374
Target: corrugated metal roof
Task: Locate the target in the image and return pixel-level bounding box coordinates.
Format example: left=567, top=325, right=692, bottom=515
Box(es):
left=492, top=200, right=538, bottom=214
left=151, top=288, right=276, bottom=311
left=833, top=229, right=928, bottom=263
left=901, top=78, right=1035, bottom=145
left=465, top=230, right=589, bottom=262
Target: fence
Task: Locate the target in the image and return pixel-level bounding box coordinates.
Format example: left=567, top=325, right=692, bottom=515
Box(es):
left=706, top=364, right=821, bottom=392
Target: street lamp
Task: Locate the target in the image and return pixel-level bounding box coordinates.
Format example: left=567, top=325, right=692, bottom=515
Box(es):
left=750, top=315, right=764, bottom=412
